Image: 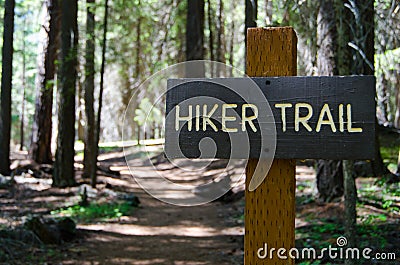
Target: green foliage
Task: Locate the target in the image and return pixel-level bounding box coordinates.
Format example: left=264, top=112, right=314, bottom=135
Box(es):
left=296, top=194, right=315, bottom=205
left=297, top=221, right=343, bottom=244
left=358, top=222, right=388, bottom=248
left=134, top=98, right=162, bottom=126
left=358, top=179, right=400, bottom=214
left=296, top=217, right=391, bottom=251
left=51, top=202, right=134, bottom=223
left=380, top=146, right=399, bottom=165
left=378, top=131, right=399, bottom=169
left=360, top=213, right=387, bottom=225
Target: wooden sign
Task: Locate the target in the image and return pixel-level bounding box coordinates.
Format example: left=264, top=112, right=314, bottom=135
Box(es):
left=165, top=76, right=375, bottom=160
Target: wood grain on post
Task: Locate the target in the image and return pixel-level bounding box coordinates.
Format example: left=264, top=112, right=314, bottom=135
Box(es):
left=245, top=27, right=297, bottom=264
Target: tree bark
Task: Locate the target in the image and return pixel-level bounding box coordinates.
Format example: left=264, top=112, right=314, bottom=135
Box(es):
left=244, top=0, right=257, bottom=56
left=135, top=0, right=141, bottom=78
left=316, top=0, right=338, bottom=76
left=206, top=0, right=214, bottom=74
left=228, top=1, right=235, bottom=68
left=397, top=148, right=400, bottom=175
left=265, top=0, right=273, bottom=25
left=360, top=0, right=374, bottom=77
left=216, top=0, right=225, bottom=75
left=77, top=75, right=85, bottom=141
left=186, top=0, right=204, bottom=61
left=371, top=120, right=390, bottom=177
left=316, top=160, right=344, bottom=202
left=30, top=0, right=60, bottom=164
left=20, top=21, right=26, bottom=151
left=345, top=0, right=386, bottom=178
left=0, top=0, right=15, bottom=175
left=338, top=3, right=357, bottom=256
left=394, top=74, right=400, bottom=128
left=360, top=0, right=387, bottom=178
left=20, top=86, right=25, bottom=151
left=53, top=0, right=78, bottom=187
left=343, top=160, right=357, bottom=252
left=94, top=0, right=109, bottom=187
left=83, top=0, right=97, bottom=186
left=316, top=0, right=344, bottom=202
left=343, top=1, right=375, bottom=260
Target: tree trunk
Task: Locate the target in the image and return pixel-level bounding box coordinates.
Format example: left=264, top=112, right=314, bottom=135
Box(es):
left=316, top=160, right=344, bottom=201
left=337, top=3, right=357, bottom=256
left=245, top=0, right=257, bottom=32
left=228, top=1, right=235, bottom=68
left=316, top=0, right=343, bottom=202
left=0, top=0, right=15, bottom=175
left=394, top=74, right=400, bottom=129
left=316, top=0, right=338, bottom=76
left=371, top=120, right=389, bottom=177
left=343, top=160, right=357, bottom=251
left=244, top=0, right=257, bottom=56
left=94, top=0, right=109, bottom=187
left=30, top=0, right=60, bottom=164
left=77, top=76, right=85, bottom=141
left=265, top=0, right=273, bottom=25
left=345, top=0, right=386, bottom=178
left=216, top=0, right=225, bottom=75
left=20, top=21, right=26, bottom=151
left=177, top=2, right=186, bottom=63
left=137, top=123, right=141, bottom=144
left=83, top=0, right=97, bottom=186
left=343, top=1, right=375, bottom=260
left=206, top=0, right=214, bottom=74
left=377, top=72, right=390, bottom=124
left=53, top=0, right=78, bottom=187
left=360, top=0, right=374, bottom=77
left=20, top=87, right=25, bottom=151
left=186, top=0, right=204, bottom=61
left=135, top=0, right=141, bottom=78
left=397, top=147, right=400, bottom=175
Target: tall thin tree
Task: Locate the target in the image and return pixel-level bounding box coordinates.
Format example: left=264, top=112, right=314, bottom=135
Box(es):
left=20, top=18, right=26, bottom=151
left=53, top=0, right=78, bottom=187
left=186, top=0, right=204, bottom=62
left=83, top=0, right=97, bottom=186
left=245, top=0, right=257, bottom=53
left=93, top=0, right=109, bottom=187
left=216, top=0, right=225, bottom=75
left=30, top=0, right=61, bottom=164
left=206, top=0, right=214, bottom=74
left=228, top=1, right=236, bottom=67
left=0, top=0, right=15, bottom=175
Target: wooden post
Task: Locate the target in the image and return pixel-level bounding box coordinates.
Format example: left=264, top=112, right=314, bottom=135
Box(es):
left=245, top=27, right=297, bottom=264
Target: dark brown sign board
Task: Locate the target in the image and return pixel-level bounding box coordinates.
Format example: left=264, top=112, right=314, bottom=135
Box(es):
left=165, top=76, right=375, bottom=160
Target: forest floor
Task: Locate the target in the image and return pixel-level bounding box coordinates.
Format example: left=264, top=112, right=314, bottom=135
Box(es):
left=0, top=145, right=399, bottom=265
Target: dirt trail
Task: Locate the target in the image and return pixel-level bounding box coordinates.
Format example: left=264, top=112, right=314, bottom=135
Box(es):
left=77, top=198, right=244, bottom=265
left=0, top=149, right=317, bottom=265
left=73, top=149, right=245, bottom=265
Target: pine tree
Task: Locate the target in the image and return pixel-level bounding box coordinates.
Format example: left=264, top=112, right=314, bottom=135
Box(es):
left=53, top=0, right=78, bottom=187
left=30, top=0, right=61, bottom=164
left=0, top=0, right=15, bottom=175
